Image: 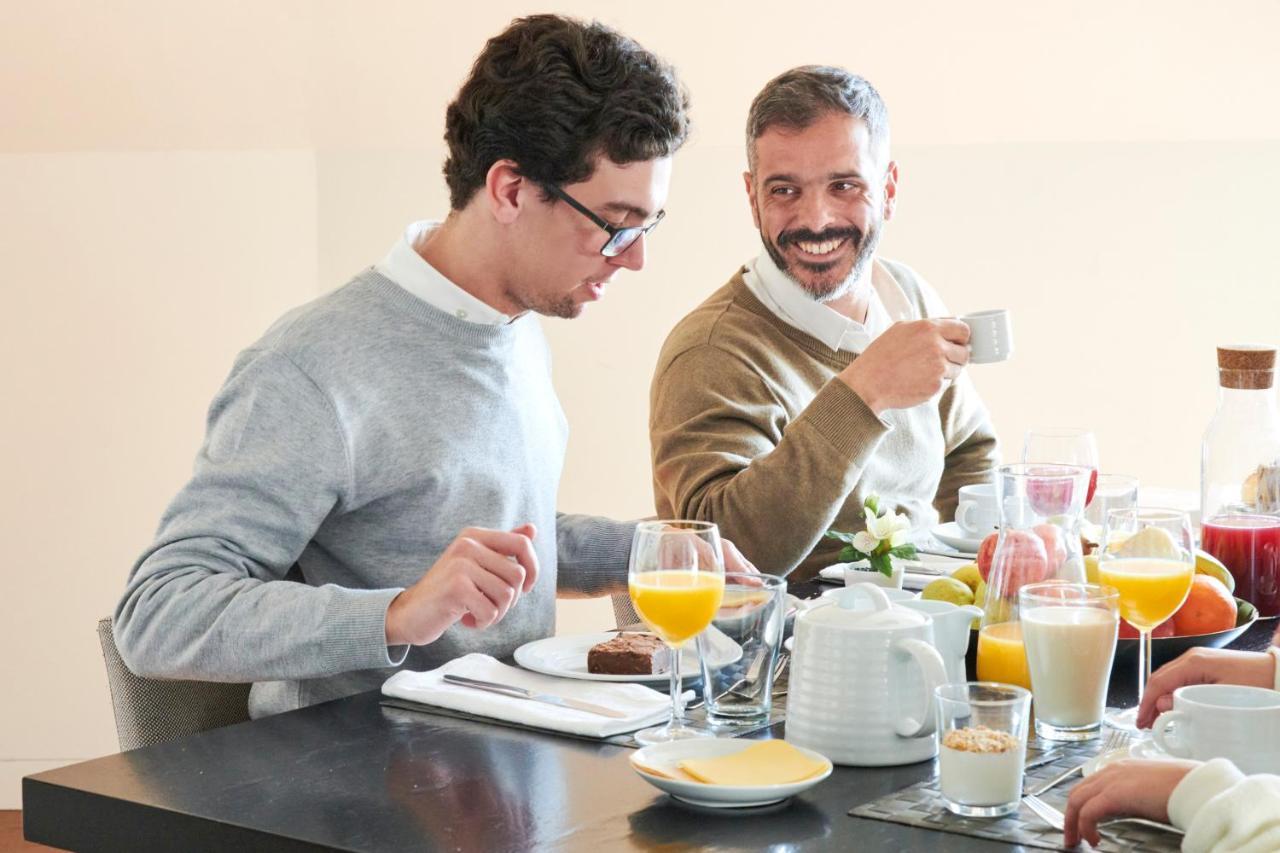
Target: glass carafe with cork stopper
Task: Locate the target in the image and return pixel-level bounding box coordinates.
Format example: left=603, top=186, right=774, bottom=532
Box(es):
left=1200, top=345, right=1280, bottom=616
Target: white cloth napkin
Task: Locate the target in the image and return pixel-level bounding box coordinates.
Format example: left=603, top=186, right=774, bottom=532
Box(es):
left=819, top=554, right=972, bottom=590
left=381, top=653, right=672, bottom=738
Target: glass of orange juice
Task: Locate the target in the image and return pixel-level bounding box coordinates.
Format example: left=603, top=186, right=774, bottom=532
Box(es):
left=628, top=520, right=726, bottom=745
left=1098, top=507, right=1196, bottom=731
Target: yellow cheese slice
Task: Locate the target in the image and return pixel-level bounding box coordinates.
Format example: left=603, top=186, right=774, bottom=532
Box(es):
left=677, top=740, right=827, bottom=786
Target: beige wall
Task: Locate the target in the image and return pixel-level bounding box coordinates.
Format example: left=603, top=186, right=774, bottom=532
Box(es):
left=3, top=0, right=1278, bottom=808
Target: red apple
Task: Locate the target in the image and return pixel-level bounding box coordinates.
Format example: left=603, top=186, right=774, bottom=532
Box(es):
left=1032, top=523, right=1068, bottom=574
left=988, top=529, right=1049, bottom=592
left=977, top=532, right=999, bottom=581
left=1026, top=467, right=1078, bottom=516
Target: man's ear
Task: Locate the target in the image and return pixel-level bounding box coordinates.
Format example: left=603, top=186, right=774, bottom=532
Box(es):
left=743, top=171, right=761, bottom=230
left=882, top=160, right=899, bottom=222
left=484, top=159, right=526, bottom=225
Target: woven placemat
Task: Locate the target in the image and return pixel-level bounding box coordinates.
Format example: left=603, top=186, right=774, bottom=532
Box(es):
left=850, top=736, right=1180, bottom=852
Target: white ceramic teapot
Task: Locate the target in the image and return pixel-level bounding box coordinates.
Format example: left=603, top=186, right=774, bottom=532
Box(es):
left=785, top=584, right=948, bottom=766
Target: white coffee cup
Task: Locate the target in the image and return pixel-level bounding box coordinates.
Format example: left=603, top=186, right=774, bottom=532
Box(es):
left=1152, top=684, right=1280, bottom=775
left=955, top=483, right=999, bottom=537
left=961, top=309, right=1013, bottom=364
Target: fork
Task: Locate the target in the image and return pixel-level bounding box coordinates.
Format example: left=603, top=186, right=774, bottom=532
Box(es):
left=1025, top=727, right=1134, bottom=797
left=1023, top=794, right=1182, bottom=836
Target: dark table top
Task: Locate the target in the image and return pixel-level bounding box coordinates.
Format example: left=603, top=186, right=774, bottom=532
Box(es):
left=24, top=586, right=1277, bottom=853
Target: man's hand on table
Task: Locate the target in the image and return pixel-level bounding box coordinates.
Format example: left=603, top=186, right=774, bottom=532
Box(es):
left=839, top=319, right=970, bottom=416
left=385, top=524, right=539, bottom=646
left=723, top=538, right=758, bottom=575
left=1136, top=646, right=1276, bottom=728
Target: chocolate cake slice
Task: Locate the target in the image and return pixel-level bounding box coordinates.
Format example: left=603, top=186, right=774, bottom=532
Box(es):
left=587, top=633, right=670, bottom=675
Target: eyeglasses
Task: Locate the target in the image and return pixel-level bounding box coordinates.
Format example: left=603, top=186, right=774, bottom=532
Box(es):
left=542, top=183, right=665, bottom=257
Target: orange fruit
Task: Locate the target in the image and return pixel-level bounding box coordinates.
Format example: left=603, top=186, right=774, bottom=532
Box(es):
left=1171, top=575, right=1237, bottom=636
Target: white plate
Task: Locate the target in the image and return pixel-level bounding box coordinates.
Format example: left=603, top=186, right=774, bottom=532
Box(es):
left=931, top=522, right=985, bottom=554
left=629, top=738, right=833, bottom=808
left=514, top=632, right=741, bottom=683
left=1083, top=737, right=1172, bottom=776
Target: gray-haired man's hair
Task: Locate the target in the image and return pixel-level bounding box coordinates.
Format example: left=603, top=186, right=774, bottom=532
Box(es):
left=745, top=66, right=890, bottom=173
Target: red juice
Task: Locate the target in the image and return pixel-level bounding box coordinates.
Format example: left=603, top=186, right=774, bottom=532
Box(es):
left=1201, top=514, right=1280, bottom=616
left=1085, top=468, right=1098, bottom=507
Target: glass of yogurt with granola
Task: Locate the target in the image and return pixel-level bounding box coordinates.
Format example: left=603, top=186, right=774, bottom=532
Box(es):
left=934, top=682, right=1032, bottom=817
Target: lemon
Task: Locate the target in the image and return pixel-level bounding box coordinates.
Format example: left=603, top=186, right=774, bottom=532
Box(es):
left=1084, top=554, right=1100, bottom=585
left=950, top=564, right=982, bottom=594
left=1113, top=526, right=1182, bottom=560
left=971, top=579, right=988, bottom=629
left=1194, top=549, right=1235, bottom=593
left=921, top=576, right=975, bottom=607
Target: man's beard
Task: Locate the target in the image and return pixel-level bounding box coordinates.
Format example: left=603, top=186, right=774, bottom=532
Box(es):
left=762, top=220, right=882, bottom=302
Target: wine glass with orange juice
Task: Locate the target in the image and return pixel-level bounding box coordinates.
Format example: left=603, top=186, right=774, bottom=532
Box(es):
left=1098, top=507, right=1196, bottom=731
left=628, top=520, right=726, bottom=745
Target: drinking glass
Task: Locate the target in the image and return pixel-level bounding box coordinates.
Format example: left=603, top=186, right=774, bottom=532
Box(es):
left=628, top=520, right=726, bottom=745
left=1098, top=508, right=1196, bottom=731
left=1019, top=582, right=1119, bottom=741
left=1022, top=427, right=1100, bottom=506
left=696, top=573, right=786, bottom=726
left=935, top=682, right=1032, bottom=818
left=1083, top=474, right=1140, bottom=533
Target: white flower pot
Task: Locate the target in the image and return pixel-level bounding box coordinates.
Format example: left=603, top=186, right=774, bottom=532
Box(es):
left=842, top=560, right=904, bottom=590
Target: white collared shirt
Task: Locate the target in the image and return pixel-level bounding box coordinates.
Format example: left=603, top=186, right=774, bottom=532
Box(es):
left=375, top=220, right=513, bottom=325
left=741, top=247, right=917, bottom=353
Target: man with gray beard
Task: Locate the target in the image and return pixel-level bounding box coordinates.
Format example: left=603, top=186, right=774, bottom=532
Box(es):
left=648, top=66, right=999, bottom=580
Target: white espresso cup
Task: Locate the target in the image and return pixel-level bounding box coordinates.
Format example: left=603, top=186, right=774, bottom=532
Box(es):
left=955, top=483, right=999, bottom=537
left=961, top=309, right=1013, bottom=364
left=1152, top=684, right=1280, bottom=775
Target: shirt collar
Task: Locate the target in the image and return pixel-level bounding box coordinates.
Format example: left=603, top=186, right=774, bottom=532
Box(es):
left=375, top=221, right=513, bottom=325
left=742, top=247, right=916, bottom=353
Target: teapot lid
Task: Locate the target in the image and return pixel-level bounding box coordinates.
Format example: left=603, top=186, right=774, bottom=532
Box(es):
left=804, top=584, right=930, bottom=629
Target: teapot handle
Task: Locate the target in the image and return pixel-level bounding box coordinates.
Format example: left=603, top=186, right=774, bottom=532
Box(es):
left=893, top=637, right=949, bottom=739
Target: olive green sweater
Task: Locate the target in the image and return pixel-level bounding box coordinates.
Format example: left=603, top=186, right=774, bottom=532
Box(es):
left=650, top=262, right=999, bottom=581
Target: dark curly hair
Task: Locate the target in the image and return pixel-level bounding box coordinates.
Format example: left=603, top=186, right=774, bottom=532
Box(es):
left=443, top=15, right=691, bottom=210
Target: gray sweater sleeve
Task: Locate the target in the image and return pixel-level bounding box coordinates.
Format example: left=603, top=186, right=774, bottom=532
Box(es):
left=114, top=349, right=407, bottom=682
left=555, top=514, right=635, bottom=597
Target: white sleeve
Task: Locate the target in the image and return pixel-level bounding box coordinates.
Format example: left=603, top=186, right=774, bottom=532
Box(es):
left=1170, top=758, right=1280, bottom=853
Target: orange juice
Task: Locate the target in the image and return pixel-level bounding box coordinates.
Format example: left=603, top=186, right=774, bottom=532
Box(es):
left=1098, top=558, right=1195, bottom=630
left=977, top=622, right=1031, bottom=690
left=629, top=571, right=725, bottom=645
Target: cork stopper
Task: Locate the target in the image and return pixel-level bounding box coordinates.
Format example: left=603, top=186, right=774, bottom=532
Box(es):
left=1218, top=345, right=1276, bottom=390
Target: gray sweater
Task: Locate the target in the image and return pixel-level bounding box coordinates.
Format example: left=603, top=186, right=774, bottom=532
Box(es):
left=115, top=270, right=635, bottom=717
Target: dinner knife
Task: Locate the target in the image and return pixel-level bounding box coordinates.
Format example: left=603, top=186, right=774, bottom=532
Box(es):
left=442, top=673, right=628, bottom=719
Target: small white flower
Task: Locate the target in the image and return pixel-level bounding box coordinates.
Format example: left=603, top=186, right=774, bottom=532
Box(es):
left=852, top=531, right=879, bottom=554
left=866, top=509, right=911, bottom=543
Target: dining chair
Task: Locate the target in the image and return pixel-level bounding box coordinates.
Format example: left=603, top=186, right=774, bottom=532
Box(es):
left=96, top=618, right=252, bottom=751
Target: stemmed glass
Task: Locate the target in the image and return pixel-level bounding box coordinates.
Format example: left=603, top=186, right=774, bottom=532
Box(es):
left=628, top=520, right=726, bottom=745
left=1098, top=508, right=1196, bottom=731
left=1023, top=428, right=1100, bottom=506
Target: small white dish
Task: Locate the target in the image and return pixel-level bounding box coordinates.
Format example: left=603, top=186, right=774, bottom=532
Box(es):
left=931, top=522, right=985, bottom=554
left=629, top=738, right=833, bottom=808
left=1083, top=737, right=1172, bottom=776
left=514, top=632, right=741, bottom=683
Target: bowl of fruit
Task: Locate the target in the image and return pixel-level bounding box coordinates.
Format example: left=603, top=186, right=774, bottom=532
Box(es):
left=1107, top=551, right=1258, bottom=669
left=941, top=534, right=1260, bottom=673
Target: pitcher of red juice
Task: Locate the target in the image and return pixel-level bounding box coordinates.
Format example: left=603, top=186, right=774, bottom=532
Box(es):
left=1200, top=345, right=1280, bottom=616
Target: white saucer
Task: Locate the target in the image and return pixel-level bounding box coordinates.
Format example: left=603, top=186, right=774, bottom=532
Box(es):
left=514, top=632, right=741, bottom=683
left=931, top=522, right=986, bottom=554
left=1083, top=738, right=1174, bottom=776
left=629, top=738, right=832, bottom=808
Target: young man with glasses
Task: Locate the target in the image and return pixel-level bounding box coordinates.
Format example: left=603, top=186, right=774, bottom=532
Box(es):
left=114, top=15, right=749, bottom=718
